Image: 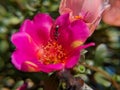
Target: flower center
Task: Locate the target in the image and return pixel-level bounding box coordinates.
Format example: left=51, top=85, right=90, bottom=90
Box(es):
left=38, top=41, right=67, bottom=64
left=74, top=15, right=83, bottom=20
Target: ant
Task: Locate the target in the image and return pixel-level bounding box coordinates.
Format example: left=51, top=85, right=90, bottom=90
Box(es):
left=54, top=25, right=60, bottom=40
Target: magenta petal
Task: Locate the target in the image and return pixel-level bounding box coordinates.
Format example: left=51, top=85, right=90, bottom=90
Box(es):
left=54, top=13, right=70, bottom=28
left=68, top=20, right=90, bottom=42
left=50, top=14, right=70, bottom=40
left=21, top=61, right=40, bottom=72
left=65, top=48, right=80, bottom=68
left=79, top=42, right=95, bottom=50
left=33, top=13, right=54, bottom=35
left=65, top=42, right=95, bottom=68
left=19, top=19, right=42, bottom=45
left=11, top=32, right=37, bottom=52
left=11, top=51, right=23, bottom=70
left=37, top=63, right=63, bottom=73
left=12, top=50, right=63, bottom=73
left=11, top=50, right=37, bottom=70
left=11, top=32, right=38, bottom=70
left=20, top=13, right=54, bottom=45
left=57, top=20, right=90, bottom=51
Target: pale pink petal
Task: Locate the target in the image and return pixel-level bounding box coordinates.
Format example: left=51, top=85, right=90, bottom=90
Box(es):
left=59, top=0, right=84, bottom=15
left=59, top=0, right=109, bottom=35
left=59, top=0, right=104, bottom=23
left=102, top=0, right=120, bottom=26
left=81, top=0, right=104, bottom=23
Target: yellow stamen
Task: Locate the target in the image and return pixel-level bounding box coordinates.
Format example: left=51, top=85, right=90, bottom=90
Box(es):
left=37, top=41, right=67, bottom=64
left=71, top=40, right=83, bottom=48
left=74, top=15, right=83, bottom=20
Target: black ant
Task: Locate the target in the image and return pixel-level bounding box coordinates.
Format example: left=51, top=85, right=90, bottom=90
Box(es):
left=54, top=25, right=60, bottom=40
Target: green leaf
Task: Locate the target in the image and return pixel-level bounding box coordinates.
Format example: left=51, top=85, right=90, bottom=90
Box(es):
left=94, top=44, right=108, bottom=65
left=94, top=72, right=111, bottom=87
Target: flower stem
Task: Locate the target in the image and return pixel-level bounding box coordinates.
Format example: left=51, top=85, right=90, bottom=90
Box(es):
left=80, top=62, right=120, bottom=90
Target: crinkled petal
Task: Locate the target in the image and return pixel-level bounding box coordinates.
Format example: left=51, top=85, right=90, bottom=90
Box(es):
left=59, top=0, right=84, bottom=16
left=20, top=13, right=54, bottom=45
left=80, top=0, right=104, bottom=23
left=57, top=20, right=90, bottom=51
left=59, top=0, right=104, bottom=23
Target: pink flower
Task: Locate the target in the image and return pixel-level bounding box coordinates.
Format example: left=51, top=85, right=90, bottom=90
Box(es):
left=59, top=0, right=109, bottom=35
left=102, top=0, right=120, bottom=26
left=11, top=13, right=94, bottom=73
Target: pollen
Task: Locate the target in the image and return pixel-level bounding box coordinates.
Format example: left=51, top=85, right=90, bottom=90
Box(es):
left=71, top=40, right=83, bottom=48
left=38, top=41, right=67, bottom=64
left=74, top=15, right=83, bottom=20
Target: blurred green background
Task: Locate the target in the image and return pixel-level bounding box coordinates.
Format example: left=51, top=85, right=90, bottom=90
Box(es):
left=0, top=0, right=120, bottom=90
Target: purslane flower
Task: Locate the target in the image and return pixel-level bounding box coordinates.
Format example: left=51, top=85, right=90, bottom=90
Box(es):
left=59, top=0, right=109, bottom=35
left=102, top=0, right=120, bottom=26
left=11, top=13, right=94, bottom=73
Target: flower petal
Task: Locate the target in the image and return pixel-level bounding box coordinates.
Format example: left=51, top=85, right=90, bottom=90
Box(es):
left=59, top=0, right=104, bottom=23
left=37, top=63, right=63, bottom=73
left=11, top=32, right=37, bottom=52
left=80, top=0, right=104, bottom=23
left=65, top=49, right=80, bottom=68
left=11, top=32, right=38, bottom=70
left=50, top=14, right=70, bottom=40
left=11, top=50, right=37, bottom=70
left=21, top=61, right=40, bottom=72
left=33, top=13, right=54, bottom=30
left=57, top=20, right=90, bottom=51
left=65, top=42, right=95, bottom=68
left=102, top=0, right=120, bottom=26
left=12, top=49, right=63, bottom=73
left=20, top=13, right=54, bottom=45
left=59, top=0, right=84, bottom=16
